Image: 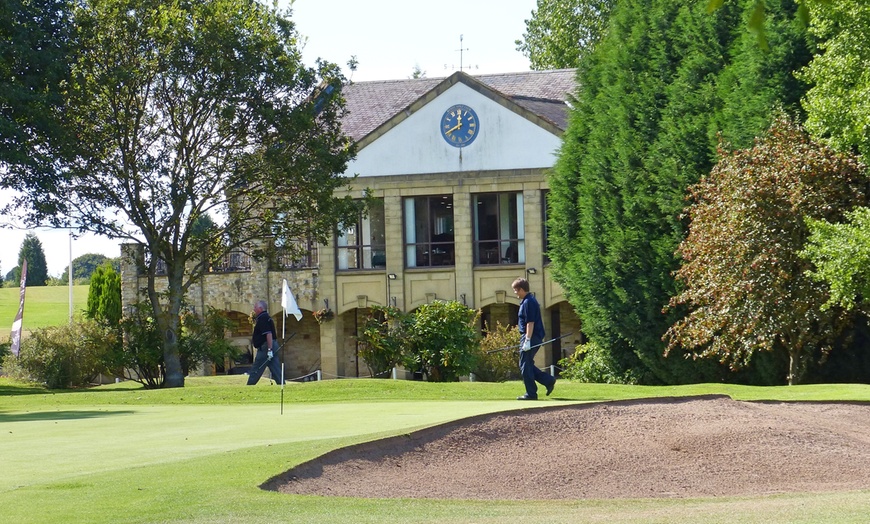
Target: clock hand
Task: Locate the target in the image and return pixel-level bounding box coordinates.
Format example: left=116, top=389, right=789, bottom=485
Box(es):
left=445, top=122, right=462, bottom=134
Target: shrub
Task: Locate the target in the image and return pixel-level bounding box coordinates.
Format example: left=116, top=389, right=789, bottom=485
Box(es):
left=114, top=302, right=163, bottom=387
left=358, top=301, right=480, bottom=382
left=4, top=319, right=118, bottom=388
left=472, top=321, right=521, bottom=382
left=405, top=301, right=480, bottom=382
left=111, top=301, right=239, bottom=388
left=357, top=306, right=411, bottom=377
left=0, top=338, right=11, bottom=366
left=178, top=306, right=239, bottom=375
left=558, top=340, right=638, bottom=384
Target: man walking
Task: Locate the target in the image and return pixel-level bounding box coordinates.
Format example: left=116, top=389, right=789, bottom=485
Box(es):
left=512, top=278, right=555, bottom=400
left=247, top=299, right=283, bottom=385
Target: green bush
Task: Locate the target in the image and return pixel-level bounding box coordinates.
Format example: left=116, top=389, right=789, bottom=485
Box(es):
left=472, top=321, right=521, bottom=382
left=4, top=319, right=118, bottom=388
left=558, top=340, right=638, bottom=385
left=111, top=301, right=239, bottom=388
left=114, top=302, right=163, bottom=387
left=405, top=301, right=480, bottom=382
left=0, top=338, right=11, bottom=365
left=358, top=301, right=480, bottom=382
left=178, top=306, right=239, bottom=375
left=357, top=306, right=411, bottom=377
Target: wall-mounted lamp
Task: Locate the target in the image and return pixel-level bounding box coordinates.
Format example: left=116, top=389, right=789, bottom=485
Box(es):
left=387, top=273, right=398, bottom=280
left=460, top=293, right=466, bottom=306
left=526, top=267, right=537, bottom=275
left=391, top=297, right=397, bottom=307
left=323, top=298, right=329, bottom=310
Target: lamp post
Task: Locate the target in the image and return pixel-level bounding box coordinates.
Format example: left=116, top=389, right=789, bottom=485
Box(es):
left=68, top=232, right=73, bottom=324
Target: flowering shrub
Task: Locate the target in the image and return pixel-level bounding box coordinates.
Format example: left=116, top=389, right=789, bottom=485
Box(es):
left=313, top=308, right=334, bottom=323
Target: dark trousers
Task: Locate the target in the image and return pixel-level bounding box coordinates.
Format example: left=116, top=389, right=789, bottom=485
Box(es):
left=246, top=344, right=283, bottom=385
left=519, top=345, right=554, bottom=398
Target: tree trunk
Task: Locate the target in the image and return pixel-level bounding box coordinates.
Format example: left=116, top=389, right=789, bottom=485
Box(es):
left=151, top=265, right=186, bottom=388
left=163, top=325, right=185, bottom=388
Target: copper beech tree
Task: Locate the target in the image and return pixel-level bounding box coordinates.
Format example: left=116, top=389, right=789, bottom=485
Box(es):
left=664, top=116, right=869, bottom=385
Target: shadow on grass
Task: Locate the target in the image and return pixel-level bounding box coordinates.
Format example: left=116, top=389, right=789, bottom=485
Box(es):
left=0, top=410, right=136, bottom=422
left=0, top=384, right=53, bottom=396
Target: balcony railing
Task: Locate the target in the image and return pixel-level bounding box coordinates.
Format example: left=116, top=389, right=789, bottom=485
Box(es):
left=211, top=250, right=252, bottom=273
left=272, top=243, right=319, bottom=270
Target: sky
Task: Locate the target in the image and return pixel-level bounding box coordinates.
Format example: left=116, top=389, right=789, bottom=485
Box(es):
left=0, top=0, right=538, bottom=278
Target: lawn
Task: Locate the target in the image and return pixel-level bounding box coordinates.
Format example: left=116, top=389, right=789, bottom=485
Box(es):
left=0, top=284, right=89, bottom=340
left=1, top=377, right=869, bottom=523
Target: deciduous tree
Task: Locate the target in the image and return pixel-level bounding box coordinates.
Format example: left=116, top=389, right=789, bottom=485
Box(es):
left=0, top=0, right=362, bottom=387
left=798, top=0, right=870, bottom=164
left=803, top=207, right=870, bottom=314
left=62, top=253, right=114, bottom=284
left=0, top=0, right=75, bottom=174
left=516, top=0, right=616, bottom=69
left=664, top=116, right=869, bottom=384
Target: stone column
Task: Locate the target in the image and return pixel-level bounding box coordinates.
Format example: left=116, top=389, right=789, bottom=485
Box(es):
left=120, top=243, right=144, bottom=312
left=319, top=315, right=342, bottom=378
left=383, top=194, right=403, bottom=309
left=453, top=191, right=473, bottom=306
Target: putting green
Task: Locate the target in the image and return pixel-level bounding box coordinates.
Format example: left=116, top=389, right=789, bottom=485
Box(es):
left=1, top=400, right=545, bottom=492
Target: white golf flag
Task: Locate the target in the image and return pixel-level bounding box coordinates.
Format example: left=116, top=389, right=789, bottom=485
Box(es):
left=281, top=279, right=303, bottom=321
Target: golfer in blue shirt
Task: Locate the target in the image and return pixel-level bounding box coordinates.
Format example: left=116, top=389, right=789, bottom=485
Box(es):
left=513, top=278, right=556, bottom=400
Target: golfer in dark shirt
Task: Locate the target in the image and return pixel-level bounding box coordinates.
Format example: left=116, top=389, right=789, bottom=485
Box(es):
left=247, top=299, right=283, bottom=385
left=513, top=278, right=555, bottom=400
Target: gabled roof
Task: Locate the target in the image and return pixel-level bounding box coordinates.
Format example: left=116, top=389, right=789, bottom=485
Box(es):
left=340, top=69, right=577, bottom=144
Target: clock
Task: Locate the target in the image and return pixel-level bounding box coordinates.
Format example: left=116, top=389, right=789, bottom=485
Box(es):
left=440, top=104, right=479, bottom=147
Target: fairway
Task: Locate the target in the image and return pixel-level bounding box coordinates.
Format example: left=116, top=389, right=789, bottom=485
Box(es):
left=2, top=378, right=870, bottom=523
left=0, top=285, right=89, bottom=340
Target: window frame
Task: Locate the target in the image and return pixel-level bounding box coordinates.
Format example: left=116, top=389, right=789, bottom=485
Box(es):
left=336, top=198, right=386, bottom=271
left=472, top=191, right=525, bottom=266
left=403, top=195, right=455, bottom=268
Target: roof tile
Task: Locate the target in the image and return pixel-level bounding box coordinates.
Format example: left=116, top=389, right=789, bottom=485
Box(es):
left=341, top=69, right=577, bottom=142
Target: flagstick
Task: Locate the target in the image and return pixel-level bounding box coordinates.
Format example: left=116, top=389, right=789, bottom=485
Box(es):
left=280, top=363, right=285, bottom=415
left=283, top=307, right=286, bottom=339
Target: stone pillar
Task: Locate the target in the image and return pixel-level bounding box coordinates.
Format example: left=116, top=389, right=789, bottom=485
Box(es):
left=319, top=315, right=342, bottom=378
left=315, top=227, right=338, bottom=378
left=383, top=194, right=404, bottom=309
left=453, top=191, right=473, bottom=307
left=120, top=243, right=144, bottom=312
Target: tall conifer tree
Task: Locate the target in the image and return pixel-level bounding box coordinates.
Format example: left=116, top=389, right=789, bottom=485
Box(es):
left=17, top=233, right=48, bottom=286
left=549, top=0, right=810, bottom=383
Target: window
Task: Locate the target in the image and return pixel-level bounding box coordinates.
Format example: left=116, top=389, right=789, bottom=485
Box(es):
left=473, top=192, right=524, bottom=265
left=337, top=199, right=386, bottom=270
left=404, top=196, right=455, bottom=267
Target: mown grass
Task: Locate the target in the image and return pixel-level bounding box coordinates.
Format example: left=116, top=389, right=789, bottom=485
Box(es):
left=0, top=284, right=89, bottom=340
left=1, top=377, right=869, bottom=523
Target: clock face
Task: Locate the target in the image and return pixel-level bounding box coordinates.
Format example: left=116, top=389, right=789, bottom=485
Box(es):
left=440, top=104, right=479, bottom=147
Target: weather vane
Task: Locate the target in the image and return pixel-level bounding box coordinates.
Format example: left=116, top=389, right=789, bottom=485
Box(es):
left=445, top=34, right=478, bottom=72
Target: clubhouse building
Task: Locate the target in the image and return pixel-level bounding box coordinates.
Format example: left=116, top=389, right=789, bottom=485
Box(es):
left=120, top=69, right=583, bottom=380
